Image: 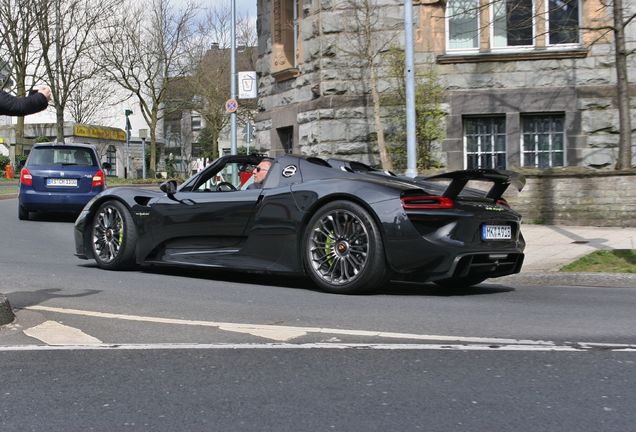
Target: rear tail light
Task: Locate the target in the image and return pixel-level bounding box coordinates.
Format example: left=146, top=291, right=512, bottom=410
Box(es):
left=496, top=198, right=510, bottom=207
left=92, top=169, right=105, bottom=188
left=401, top=195, right=454, bottom=210
left=20, top=168, right=32, bottom=186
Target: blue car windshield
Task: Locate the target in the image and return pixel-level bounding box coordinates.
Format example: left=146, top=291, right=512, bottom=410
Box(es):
left=29, top=147, right=96, bottom=166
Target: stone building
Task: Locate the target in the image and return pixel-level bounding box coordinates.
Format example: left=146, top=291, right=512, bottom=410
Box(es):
left=255, top=0, right=636, bottom=170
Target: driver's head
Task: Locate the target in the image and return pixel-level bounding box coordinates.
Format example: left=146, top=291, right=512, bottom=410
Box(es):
left=253, top=159, right=272, bottom=184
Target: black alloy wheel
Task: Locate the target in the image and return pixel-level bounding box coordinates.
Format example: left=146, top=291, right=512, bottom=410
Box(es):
left=91, top=200, right=137, bottom=270
left=304, top=200, right=390, bottom=294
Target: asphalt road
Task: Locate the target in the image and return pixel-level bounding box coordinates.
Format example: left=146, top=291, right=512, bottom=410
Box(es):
left=0, top=198, right=635, bottom=431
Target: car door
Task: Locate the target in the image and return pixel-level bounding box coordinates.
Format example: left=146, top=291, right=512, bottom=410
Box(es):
left=147, top=161, right=262, bottom=264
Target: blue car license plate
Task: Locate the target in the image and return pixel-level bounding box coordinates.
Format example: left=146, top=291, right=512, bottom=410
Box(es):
left=47, top=178, right=78, bottom=187
left=482, top=224, right=512, bottom=240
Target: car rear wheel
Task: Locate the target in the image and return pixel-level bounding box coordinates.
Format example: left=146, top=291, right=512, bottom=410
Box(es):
left=303, top=200, right=389, bottom=294
left=91, top=200, right=137, bottom=270
left=18, top=205, right=29, bottom=221
left=434, top=276, right=487, bottom=288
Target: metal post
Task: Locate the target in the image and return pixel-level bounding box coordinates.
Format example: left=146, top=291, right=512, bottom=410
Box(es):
left=139, top=128, right=148, bottom=179
left=125, top=109, right=133, bottom=179
left=404, top=0, right=417, bottom=178
left=230, top=0, right=237, bottom=156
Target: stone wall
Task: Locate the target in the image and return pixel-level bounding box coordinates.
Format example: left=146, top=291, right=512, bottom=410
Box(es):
left=502, top=170, right=636, bottom=227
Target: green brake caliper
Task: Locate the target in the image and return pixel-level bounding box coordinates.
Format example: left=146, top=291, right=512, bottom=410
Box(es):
left=324, top=234, right=334, bottom=267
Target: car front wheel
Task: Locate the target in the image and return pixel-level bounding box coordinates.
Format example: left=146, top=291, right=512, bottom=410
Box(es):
left=91, top=200, right=137, bottom=270
left=303, top=200, right=390, bottom=294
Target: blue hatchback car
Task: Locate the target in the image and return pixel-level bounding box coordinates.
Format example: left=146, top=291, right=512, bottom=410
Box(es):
left=18, top=143, right=110, bottom=220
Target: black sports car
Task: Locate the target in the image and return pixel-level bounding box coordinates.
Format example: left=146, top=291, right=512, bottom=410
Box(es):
left=74, top=154, right=526, bottom=294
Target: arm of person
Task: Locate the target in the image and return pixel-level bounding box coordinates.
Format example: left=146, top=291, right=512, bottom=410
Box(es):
left=0, top=89, right=49, bottom=116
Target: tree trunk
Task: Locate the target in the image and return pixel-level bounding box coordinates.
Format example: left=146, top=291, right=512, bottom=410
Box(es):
left=370, top=66, right=392, bottom=171
left=613, top=0, right=633, bottom=170
left=15, top=77, right=26, bottom=165
left=56, top=108, right=65, bottom=143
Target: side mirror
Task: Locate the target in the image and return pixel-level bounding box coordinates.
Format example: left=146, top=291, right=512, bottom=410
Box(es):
left=18, top=159, right=26, bottom=169
left=102, top=162, right=112, bottom=170
left=160, top=180, right=177, bottom=195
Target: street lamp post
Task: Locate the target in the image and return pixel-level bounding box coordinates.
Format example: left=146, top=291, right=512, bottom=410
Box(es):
left=125, top=109, right=133, bottom=179
left=139, top=128, right=148, bottom=179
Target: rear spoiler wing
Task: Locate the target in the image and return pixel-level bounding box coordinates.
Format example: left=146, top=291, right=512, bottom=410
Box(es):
left=417, top=169, right=525, bottom=200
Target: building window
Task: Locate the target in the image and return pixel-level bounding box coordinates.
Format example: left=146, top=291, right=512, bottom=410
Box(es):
left=191, top=113, right=202, bottom=131
left=547, top=0, right=579, bottom=45
left=521, top=114, right=565, bottom=167
left=492, top=0, right=534, bottom=48
left=106, top=145, right=117, bottom=176
left=464, top=117, right=507, bottom=169
left=447, top=0, right=480, bottom=51
left=446, top=0, right=580, bottom=52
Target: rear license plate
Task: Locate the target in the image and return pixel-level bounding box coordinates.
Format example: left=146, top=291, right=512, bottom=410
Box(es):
left=482, top=224, right=512, bottom=240
left=47, top=178, right=78, bottom=187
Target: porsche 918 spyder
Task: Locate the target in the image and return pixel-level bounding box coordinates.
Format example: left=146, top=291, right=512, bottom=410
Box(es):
left=74, top=154, right=526, bottom=294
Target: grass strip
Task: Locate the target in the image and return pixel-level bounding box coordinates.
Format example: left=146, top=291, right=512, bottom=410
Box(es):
left=560, top=250, right=636, bottom=273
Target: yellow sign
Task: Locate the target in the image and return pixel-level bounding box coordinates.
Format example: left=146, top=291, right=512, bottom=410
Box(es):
left=74, top=124, right=126, bottom=142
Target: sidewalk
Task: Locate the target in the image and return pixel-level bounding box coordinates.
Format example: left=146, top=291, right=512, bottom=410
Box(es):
left=498, top=224, right=636, bottom=288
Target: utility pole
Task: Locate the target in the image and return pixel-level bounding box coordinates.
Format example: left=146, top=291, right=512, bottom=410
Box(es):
left=404, top=0, right=417, bottom=177
left=230, top=0, right=237, bottom=156
left=125, top=109, right=133, bottom=178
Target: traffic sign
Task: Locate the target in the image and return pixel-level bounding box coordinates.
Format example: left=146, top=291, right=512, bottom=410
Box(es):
left=225, top=98, right=238, bottom=113
left=238, top=71, right=257, bottom=99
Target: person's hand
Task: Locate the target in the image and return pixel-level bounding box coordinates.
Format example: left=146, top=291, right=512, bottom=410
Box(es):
left=37, top=85, right=51, bottom=101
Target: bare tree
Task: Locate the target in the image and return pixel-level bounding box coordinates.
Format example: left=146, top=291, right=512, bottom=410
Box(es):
left=33, top=0, right=118, bottom=142
left=0, top=0, right=44, bottom=163
left=65, top=73, right=123, bottom=125
left=604, top=0, right=634, bottom=169
left=183, top=2, right=257, bottom=159
left=97, top=0, right=197, bottom=177
left=340, top=0, right=399, bottom=171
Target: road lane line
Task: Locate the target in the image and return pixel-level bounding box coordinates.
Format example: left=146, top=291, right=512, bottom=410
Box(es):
left=25, top=304, right=562, bottom=345
left=0, top=342, right=635, bottom=352
left=23, top=320, right=102, bottom=346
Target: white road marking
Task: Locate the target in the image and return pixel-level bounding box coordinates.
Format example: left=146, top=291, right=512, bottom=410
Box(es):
left=22, top=320, right=102, bottom=346
left=0, top=342, right=634, bottom=352
left=21, top=305, right=636, bottom=351
left=26, top=304, right=556, bottom=345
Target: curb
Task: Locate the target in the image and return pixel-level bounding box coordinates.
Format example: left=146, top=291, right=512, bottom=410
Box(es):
left=0, top=293, right=15, bottom=325
left=494, top=272, right=636, bottom=288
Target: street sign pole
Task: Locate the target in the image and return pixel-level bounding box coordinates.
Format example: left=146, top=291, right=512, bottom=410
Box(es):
left=404, top=0, right=417, bottom=178
left=230, top=0, right=237, bottom=157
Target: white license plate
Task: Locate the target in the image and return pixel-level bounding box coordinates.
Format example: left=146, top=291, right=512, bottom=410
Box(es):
left=47, top=178, right=78, bottom=187
left=482, top=225, right=512, bottom=240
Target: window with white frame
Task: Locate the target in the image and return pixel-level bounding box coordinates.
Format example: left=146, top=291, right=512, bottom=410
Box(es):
left=464, top=117, right=507, bottom=169
left=447, top=0, right=480, bottom=51
left=521, top=114, right=565, bottom=167
left=446, top=0, right=580, bottom=51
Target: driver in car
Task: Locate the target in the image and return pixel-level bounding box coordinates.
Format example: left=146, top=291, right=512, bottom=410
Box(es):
left=247, top=159, right=272, bottom=189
